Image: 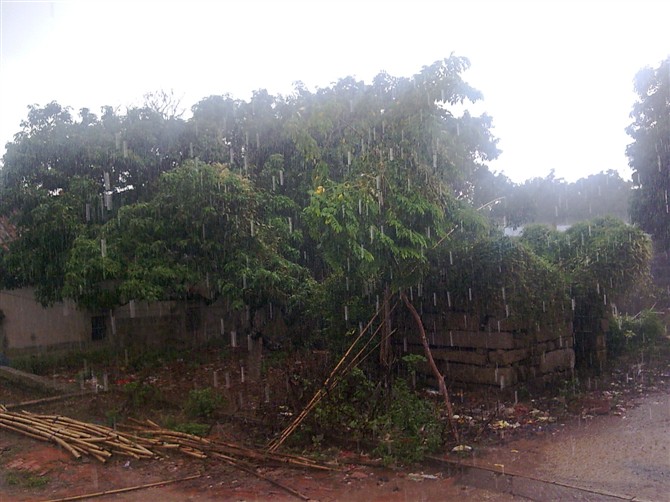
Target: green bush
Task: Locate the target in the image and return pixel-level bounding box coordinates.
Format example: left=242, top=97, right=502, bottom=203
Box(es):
left=312, top=367, right=376, bottom=441
left=608, top=309, right=664, bottom=357
left=184, top=388, right=224, bottom=419
left=371, top=380, right=443, bottom=465
left=311, top=369, right=444, bottom=465
left=123, top=381, right=160, bottom=409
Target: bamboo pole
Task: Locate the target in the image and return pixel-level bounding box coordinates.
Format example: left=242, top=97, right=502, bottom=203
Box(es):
left=267, top=303, right=395, bottom=452
left=0, top=420, right=49, bottom=442
left=210, top=451, right=310, bottom=501
left=0, top=410, right=151, bottom=462
left=3, top=391, right=96, bottom=411
left=41, top=474, right=203, bottom=502
left=2, top=408, right=334, bottom=472
left=123, top=419, right=335, bottom=471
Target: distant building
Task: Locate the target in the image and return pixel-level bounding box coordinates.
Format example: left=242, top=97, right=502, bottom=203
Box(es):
left=503, top=224, right=572, bottom=237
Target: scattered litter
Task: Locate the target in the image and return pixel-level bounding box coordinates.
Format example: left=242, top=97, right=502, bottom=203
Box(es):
left=407, top=472, right=440, bottom=481
left=490, top=420, right=520, bottom=430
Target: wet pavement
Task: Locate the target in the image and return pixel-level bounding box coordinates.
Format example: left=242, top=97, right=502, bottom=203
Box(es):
left=449, top=391, right=670, bottom=501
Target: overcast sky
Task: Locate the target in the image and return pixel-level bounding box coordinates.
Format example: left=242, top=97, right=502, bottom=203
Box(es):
left=1, top=0, right=668, bottom=183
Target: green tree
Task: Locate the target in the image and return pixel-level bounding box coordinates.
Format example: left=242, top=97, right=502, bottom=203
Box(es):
left=1, top=58, right=500, bottom=348
left=520, top=217, right=651, bottom=306
left=627, top=57, right=670, bottom=247
left=300, top=57, right=499, bottom=336
left=64, top=161, right=311, bottom=314
left=0, top=101, right=191, bottom=303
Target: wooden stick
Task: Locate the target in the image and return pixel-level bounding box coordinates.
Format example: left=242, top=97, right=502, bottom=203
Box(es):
left=41, top=474, right=203, bottom=502
left=3, top=408, right=333, bottom=472
left=401, top=291, right=460, bottom=443
left=0, top=421, right=49, bottom=442
left=268, top=303, right=394, bottom=452
left=3, top=391, right=95, bottom=411
left=210, top=451, right=310, bottom=500
left=0, top=416, right=83, bottom=459
left=0, top=411, right=149, bottom=461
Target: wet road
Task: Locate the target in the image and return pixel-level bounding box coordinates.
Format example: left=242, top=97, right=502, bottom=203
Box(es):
left=466, top=392, right=670, bottom=501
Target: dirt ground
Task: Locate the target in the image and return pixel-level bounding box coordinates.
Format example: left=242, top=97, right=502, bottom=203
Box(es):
left=0, top=395, right=516, bottom=502
left=1, top=345, right=669, bottom=501
left=0, top=434, right=518, bottom=501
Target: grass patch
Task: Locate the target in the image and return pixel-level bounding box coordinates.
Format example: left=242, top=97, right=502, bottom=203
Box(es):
left=172, top=422, right=211, bottom=436
left=5, top=471, right=49, bottom=489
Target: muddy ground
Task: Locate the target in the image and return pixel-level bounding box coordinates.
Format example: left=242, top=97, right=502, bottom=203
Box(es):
left=1, top=344, right=669, bottom=501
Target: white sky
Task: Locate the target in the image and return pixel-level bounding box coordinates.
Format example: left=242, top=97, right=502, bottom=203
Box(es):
left=0, top=0, right=668, bottom=183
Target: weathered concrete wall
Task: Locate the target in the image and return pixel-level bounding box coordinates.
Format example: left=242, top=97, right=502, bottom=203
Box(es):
left=0, top=288, right=91, bottom=352
left=106, top=299, right=291, bottom=350
left=108, top=300, right=186, bottom=348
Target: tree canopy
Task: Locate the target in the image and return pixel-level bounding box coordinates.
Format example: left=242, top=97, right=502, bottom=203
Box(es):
left=520, top=217, right=652, bottom=319
left=1, top=53, right=658, bottom=363
left=0, top=57, right=501, bottom=341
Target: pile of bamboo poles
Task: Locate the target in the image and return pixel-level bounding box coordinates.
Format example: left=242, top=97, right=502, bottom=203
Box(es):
left=0, top=406, right=154, bottom=463
left=0, top=405, right=334, bottom=474
left=122, top=418, right=332, bottom=471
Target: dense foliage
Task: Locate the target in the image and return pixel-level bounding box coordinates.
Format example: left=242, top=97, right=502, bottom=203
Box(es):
left=0, top=57, right=657, bottom=360
left=0, top=57, right=500, bottom=340
left=520, top=217, right=653, bottom=322
left=432, top=235, right=569, bottom=328
left=311, top=368, right=443, bottom=464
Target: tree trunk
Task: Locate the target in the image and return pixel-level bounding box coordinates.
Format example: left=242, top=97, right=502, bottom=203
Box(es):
left=401, top=291, right=460, bottom=444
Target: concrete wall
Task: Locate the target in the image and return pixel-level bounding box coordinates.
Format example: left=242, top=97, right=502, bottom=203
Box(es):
left=0, top=288, right=91, bottom=353
left=105, top=299, right=290, bottom=350
left=107, top=300, right=185, bottom=348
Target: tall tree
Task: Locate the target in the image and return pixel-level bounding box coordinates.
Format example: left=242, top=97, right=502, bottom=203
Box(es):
left=627, top=57, right=670, bottom=247
left=301, top=56, right=499, bottom=336
left=0, top=101, right=190, bottom=303
left=1, top=58, right=499, bottom=335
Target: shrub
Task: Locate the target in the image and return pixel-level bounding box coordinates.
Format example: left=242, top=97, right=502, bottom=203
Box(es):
left=311, top=368, right=444, bottom=465
left=371, top=380, right=443, bottom=465
left=184, top=388, right=224, bottom=419
left=123, top=381, right=160, bottom=409
left=608, top=309, right=664, bottom=357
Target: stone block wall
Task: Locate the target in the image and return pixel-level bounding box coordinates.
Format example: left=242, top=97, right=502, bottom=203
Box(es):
left=400, top=310, right=575, bottom=388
